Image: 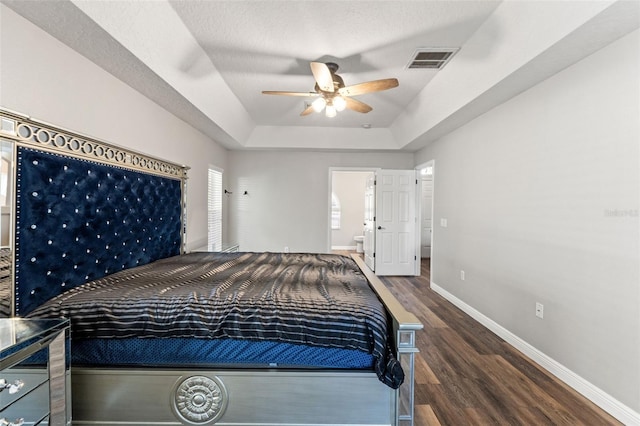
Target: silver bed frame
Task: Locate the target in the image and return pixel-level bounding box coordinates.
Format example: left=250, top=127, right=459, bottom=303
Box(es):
left=70, top=255, right=423, bottom=426
left=0, top=109, right=423, bottom=426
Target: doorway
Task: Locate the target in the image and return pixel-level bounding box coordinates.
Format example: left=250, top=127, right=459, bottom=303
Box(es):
left=415, top=160, right=435, bottom=281
left=329, top=169, right=375, bottom=252
left=329, top=167, right=422, bottom=277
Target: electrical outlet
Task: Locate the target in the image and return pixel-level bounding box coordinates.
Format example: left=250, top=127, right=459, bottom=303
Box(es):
left=460, top=270, right=465, bottom=281
left=284, top=246, right=290, bottom=253
left=440, top=218, right=448, bottom=227
left=535, top=302, right=544, bottom=319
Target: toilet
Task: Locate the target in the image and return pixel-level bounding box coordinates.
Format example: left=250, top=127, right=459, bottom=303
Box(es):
left=354, top=235, right=364, bottom=253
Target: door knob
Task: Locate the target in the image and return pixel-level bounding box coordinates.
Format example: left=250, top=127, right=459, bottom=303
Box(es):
left=377, top=226, right=384, bottom=230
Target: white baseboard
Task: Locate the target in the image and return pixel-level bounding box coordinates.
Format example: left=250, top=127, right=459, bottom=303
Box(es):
left=331, top=245, right=356, bottom=251
left=431, top=282, right=640, bottom=426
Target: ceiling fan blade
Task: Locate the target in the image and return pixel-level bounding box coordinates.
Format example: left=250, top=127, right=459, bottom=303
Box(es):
left=310, top=62, right=334, bottom=92
left=344, top=97, right=372, bottom=114
left=338, top=78, right=399, bottom=97
left=262, top=91, right=318, bottom=97
left=300, top=104, right=315, bottom=116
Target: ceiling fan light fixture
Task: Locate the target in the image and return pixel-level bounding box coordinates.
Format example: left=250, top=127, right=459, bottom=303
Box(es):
left=333, top=96, right=346, bottom=112
left=312, top=97, right=326, bottom=112
left=263, top=61, right=398, bottom=118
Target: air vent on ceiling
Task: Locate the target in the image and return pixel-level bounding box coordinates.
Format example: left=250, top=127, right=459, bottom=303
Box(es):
left=406, top=48, right=459, bottom=70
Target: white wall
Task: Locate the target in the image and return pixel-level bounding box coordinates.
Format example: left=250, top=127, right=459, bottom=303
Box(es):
left=331, top=171, right=372, bottom=248
left=0, top=6, right=228, bottom=251
left=227, top=151, right=412, bottom=253
left=415, top=30, right=639, bottom=416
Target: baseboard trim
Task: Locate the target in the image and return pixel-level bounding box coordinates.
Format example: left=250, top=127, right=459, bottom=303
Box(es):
left=331, top=245, right=356, bottom=251
left=430, top=282, right=639, bottom=426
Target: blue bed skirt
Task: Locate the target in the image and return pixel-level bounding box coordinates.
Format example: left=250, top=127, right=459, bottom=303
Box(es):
left=70, top=338, right=376, bottom=370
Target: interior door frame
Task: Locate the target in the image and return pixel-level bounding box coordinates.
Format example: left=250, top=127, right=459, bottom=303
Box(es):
left=326, top=167, right=378, bottom=253
left=363, top=171, right=377, bottom=271
left=415, top=160, right=436, bottom=278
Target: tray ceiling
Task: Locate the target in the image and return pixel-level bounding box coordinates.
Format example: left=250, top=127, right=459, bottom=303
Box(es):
left=2, top=0, right=638, bottom=151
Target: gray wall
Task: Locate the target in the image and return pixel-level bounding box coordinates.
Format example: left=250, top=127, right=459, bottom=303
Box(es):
left=227, top=151, right=412, bottom=253
left=0, top=6, right=228, bottom=251
left=415, top=30, right=639, bottom=412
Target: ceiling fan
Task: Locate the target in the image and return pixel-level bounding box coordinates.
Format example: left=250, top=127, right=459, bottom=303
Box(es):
left=262, top=62, right=399, bottom=117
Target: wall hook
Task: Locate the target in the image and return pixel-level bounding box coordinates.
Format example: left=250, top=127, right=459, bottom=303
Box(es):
left=243, top=191, right=248, bottom=195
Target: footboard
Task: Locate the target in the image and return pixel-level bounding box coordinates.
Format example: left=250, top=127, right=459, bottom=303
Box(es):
left=72, top=369, right=394, bottom=426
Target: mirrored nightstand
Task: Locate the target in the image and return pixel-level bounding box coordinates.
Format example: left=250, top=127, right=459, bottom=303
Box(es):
left=0, top=318, right=70, bottom=426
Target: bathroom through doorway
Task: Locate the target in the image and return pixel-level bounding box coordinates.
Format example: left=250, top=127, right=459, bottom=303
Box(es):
left=329, top=169, right=375, bottom=252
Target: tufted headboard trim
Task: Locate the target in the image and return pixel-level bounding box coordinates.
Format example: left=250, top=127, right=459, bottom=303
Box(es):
left=1, top=108, right=187, bottom=180
left=1, top=109, right=189, bottom=316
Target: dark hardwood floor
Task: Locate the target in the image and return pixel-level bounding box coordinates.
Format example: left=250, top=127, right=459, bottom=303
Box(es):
left=339, top=251, right=621, bottom=425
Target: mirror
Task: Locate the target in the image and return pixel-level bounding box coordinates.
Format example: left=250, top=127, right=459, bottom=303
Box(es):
left=0, top=138, right=13, bottom=317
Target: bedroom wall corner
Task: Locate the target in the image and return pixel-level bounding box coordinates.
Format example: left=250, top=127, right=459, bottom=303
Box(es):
left=0, top=5, right=229, bottom=252
left=413, top=29, right=640, bottom=422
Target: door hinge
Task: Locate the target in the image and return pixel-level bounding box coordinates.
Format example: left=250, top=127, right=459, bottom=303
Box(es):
left=373, top=252, right=376, bottom=258
left=416, top=179, right=418, bottom=184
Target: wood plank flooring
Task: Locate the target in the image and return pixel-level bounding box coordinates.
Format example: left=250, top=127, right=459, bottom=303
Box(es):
left=340, top=252, right=621, bottom=425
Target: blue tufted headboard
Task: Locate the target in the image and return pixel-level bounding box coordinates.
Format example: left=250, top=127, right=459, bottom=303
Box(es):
left=15, top=146, right=184, bottom=316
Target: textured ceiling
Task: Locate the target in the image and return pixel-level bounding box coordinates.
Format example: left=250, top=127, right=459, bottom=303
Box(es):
left=2, top=0, right=639, bottom=151
left=168, top=0, right=499, bottom=128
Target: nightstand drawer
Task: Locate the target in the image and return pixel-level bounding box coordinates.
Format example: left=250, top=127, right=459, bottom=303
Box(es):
left=0, top=380, right=49, bottom=425
left=0, top=367, right=49, bottom=411
left=0, top=319, right=70, bottom=425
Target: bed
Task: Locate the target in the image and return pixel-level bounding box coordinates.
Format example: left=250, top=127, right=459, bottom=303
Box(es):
left=0, top=108, right=423, bottom=426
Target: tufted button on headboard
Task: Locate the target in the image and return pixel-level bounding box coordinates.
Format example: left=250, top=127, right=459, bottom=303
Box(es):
left=15, top=147, right=183, bottom=316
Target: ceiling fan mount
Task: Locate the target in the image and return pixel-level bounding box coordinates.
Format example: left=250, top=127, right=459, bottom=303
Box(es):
left=324, top=61, right=339, bottom=73
left=262, top=61, right=399, bottom=117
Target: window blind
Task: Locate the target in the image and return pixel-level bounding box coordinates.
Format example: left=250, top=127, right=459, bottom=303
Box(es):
left=331, top=192, right=341, bottom=230
left=208, top=168, right=223, bottom=251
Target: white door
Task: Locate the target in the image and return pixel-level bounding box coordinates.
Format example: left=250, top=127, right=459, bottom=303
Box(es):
left=374, top=170, right=417, bottom=276
left=421, top=174, right=433, bottom=258
left=363, top=173, right=376, bottom=271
